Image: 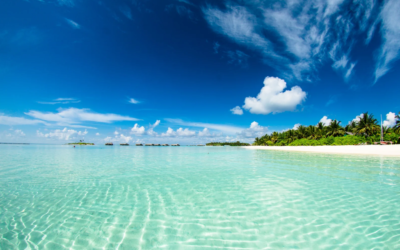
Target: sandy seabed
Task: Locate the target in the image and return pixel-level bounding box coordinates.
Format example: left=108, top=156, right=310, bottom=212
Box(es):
left=245, top=145, right=400, bottom=157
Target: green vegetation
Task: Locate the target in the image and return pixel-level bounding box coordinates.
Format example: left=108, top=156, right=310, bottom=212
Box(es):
left=253, top=112, right=400, bottom=146
left=67, top=142, right=95, bottom=145
left=206, top=141, right=250, bottom=146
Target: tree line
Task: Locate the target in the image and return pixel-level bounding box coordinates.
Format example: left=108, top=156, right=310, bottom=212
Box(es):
left=207, top=141, right=251, bottom=146
left=253, top=112, right=400, bottom=146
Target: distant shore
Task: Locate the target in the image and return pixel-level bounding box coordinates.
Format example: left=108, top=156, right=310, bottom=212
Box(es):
left=245, top=145, right=400, bottom=157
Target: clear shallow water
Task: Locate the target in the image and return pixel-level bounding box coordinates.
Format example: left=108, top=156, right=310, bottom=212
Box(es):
left=1, top=145, right=400, bottom=250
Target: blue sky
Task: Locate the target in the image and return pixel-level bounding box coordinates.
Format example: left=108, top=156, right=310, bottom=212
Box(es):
left=1, top=0, right=399, bottom=144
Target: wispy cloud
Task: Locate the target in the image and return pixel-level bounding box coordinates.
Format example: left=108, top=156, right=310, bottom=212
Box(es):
left=165, top=118, right=243, bottom=134
left=226, top=50, right=249, bottom=67
left=25, top=108, right=139, bottom=125
left=65, top=18, right=80, bottom=29
left=58, top=0, right=75, bottom=7
left=38, top=98, right=80, bottom=105
left=0, top=114, right=47, bottom=126
left=128, top=98, right=140, bottom=104
left=166, top=4, right=196, bottom=21
left=120, top=5, right=133, bottom=20
left=375, top=0, right=400, bottom=83
left=213, top=42, right=220, bottom=54
left=202, top=1, right=383, bottom=82
left=178, top=0, right=196, bottom=7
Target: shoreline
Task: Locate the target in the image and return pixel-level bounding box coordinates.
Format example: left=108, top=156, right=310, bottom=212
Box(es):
left=244, top=145, right=400, bottom=157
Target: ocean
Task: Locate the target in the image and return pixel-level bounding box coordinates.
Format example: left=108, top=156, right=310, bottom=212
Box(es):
left=1, top=144, right=400, bottom=249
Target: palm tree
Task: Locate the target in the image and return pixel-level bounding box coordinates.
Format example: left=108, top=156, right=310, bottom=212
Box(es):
left=285, top=129, right=297, bottom=143
left=355, top=112, right=379, bottom=136
left=297, top=125, right=307, bottom=139
left=326, top=120, right=345, bottom=137
left=271, top=132, right=279, bottom=143
left=393, top=112, right=400, bottom=133
left=307, top=125, right=318, bottom=140
left=345, top=121, right=357, bottom=135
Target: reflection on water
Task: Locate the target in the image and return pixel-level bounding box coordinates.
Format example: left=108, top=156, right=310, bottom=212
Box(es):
left=1, top=145, right=400, bottom=249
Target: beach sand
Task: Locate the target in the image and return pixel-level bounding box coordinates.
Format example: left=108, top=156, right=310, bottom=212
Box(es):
left=245, top=145, right=400, bottom=157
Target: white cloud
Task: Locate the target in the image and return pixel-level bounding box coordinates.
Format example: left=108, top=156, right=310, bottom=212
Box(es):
left=383, top=112, right=397, bottom=127
left=13, top=129, right=25, bottom=136
left=38, top=98, right=80, bottom=105
left=230, top=106, right=243, bottom=115
left=197, top=128, right=220, bottom=137
left=65, top=18, right=80, bottom=29
left=293, top=123, right=301, bottom=130
left=96, top=133, right=100, bottom=136
left=375, top=0, right=400, bottom=82
left=128, top=98, right=140, bottom=104
left=0, top=114, right=46, bottom=126
left=37, top=127, right=86, bottom=140
left=165, top=118, right=243, bottom=134
left=114, top=131, right=119, bottom=135
left=161, top=127, right=196, bottom=137
left=130, top=123, right=146, bottom=135
left=352, top=113, right=364, bottom=123
left=242, top=77, right=306, bottom=115
left=26, top=108, right=139, bottom=125
left=319, top=116, right=332, bottom=126
left=119, top=134, right=133, bottom=143
left=147, top=120, right=160, bottom=136
left=237, top=121, right=268, bottom=138
left=104, top=136, right=113, bottom=142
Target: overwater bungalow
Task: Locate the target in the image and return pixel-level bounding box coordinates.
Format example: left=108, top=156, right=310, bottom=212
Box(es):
left=162, top=144, right=169, bottom=146
left=136, top=144, right=143, bottom=146
left=171, top=144, right=180, bottom=146
left=120, top=143, right=129, bottom=146
left=197, top=145, right=205, bottom=146
left=154, top=144, right=161, bottom=146
left=145, top=143, right=154, bottom=146
left=105, top=142, right=113, bottom=146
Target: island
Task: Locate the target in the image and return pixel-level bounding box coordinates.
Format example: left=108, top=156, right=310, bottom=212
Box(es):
left=206, top=141, right=250, bottom=146
left=67, top=142, right=95, bottom=145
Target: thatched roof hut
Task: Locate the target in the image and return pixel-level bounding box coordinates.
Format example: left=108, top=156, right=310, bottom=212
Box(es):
left=136, top=144, right=143, bottom=146
left=154, top=144, right=161, bottom=146
left=145, top=143, right=154, bottom=146
left=120, top=143, right=129, bottom=146
left=171, top=144, right=180, bottom=146
left=162, top=144, right=169, bottom=146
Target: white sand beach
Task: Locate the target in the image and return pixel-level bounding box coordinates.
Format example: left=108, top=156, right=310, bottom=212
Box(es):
left=245, top=145, right=400, bottom=157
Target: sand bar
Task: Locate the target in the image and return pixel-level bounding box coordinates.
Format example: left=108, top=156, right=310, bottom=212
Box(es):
left=245, top=145, right=400, bottom=157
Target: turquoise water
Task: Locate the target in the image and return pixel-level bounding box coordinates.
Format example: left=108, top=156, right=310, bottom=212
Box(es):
left=1, top=145, right=400, bottom=249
